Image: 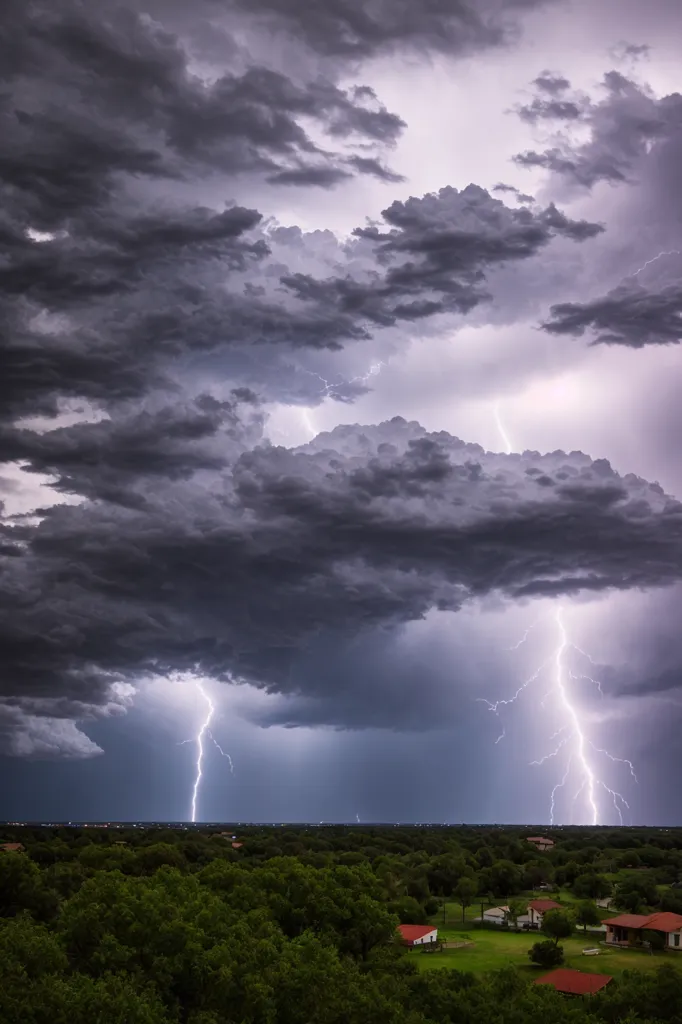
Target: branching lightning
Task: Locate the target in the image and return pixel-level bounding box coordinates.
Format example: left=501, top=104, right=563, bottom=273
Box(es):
left=300, top=362, right=386, bottom=440
left=480, top=409, right=638, bottom=825
left=178, top=680, right=234, bottom=823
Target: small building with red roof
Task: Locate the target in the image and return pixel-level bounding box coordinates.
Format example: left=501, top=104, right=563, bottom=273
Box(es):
left=0, top=842, right=24, bottom=853
left=534, top=968, right=612, bottom=995
left=603, top=911, right=682, bottom=951
left=527, top=836, right=555, bottom=852
left=397, top=924, right=438, bottom=948
left=528, top=898, right=562, bottom=926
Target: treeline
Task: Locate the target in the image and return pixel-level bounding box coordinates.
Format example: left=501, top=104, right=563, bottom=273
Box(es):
left=1, top=826, right=682, bottom=1023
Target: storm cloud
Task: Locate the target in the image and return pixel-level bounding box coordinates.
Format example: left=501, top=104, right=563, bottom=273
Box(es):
left=542, top=281, right=682, bottom=348
left=2, top=418, right=682, bottom=751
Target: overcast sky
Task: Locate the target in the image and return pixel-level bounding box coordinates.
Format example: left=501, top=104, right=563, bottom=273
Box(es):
left=2, top=0, right=682, bottom=826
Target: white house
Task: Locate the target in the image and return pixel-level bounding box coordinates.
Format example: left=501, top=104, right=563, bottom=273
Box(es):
left=604, top=912, right=682, bottom=950
left=482, top=906, right=510, bottom=925
left=397, top=924, right=438, bottom=947
left=527, top=898, right=562, bottom=926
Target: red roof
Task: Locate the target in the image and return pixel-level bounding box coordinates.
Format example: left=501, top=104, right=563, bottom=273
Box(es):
left=529, top=899, right=562, bottom=913
left=527, top=836, right=554, bottom=843
left=0, top=843, right=24, bottom=852
left=397, top=924, right=437, bottom=943
left=231, top=842, right=243, bottom=849
left=534, top=968, right=612, bottom=995
left=604, top=912, right=682, bottom=932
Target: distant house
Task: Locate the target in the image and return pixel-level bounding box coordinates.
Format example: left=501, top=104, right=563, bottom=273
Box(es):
left=231, top=842, right=243, bottom=849
left=534, top=968, right=612, bottom=995
left=596, top=898, right=612, bottom=909
left=397, top=924, right=438, bottom=948
left=483, top=906, right=510, bottom=925
left=526, top=836, right=555, bottom=852
left=0, top=842, right=24, bottom=853
left=604, top=912, right=682, bottom=951
left=528, top=898, right=562, bottom=926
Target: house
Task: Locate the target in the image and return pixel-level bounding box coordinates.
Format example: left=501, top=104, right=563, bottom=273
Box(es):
left=231, top=842, right=243, bottom=849
left=397, top=924, right=438, bottom=948
left=0, top=842, right=24, bottom=853
left=483, top=906, right=510, bottom=925
left=534, top=968, right=613, bottom=995
left=603, top=912, right=682, bottom=950
left=526, top=836, right=555, bottom=852
left=528, top=898, right=562, bottom=926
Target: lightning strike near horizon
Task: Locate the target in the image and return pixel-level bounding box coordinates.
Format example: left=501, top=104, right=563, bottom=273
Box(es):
left=178, top=681, right=234, bottom=823
left=493, top=401, right=513, bottom=454
left=632, top=250, right=681, bottom=276
left=479, top=411, right=638, bottom=825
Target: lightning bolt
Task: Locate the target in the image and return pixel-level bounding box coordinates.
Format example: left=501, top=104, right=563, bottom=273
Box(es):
left=299, top=361, right=386, bottom=440
left=481, top=411, right=637, bottom=825
left=493, top=402, right=513, bottom=455
left=178, top=681, right=234, bottom=823
left=632, top=250, right=681, bottom=276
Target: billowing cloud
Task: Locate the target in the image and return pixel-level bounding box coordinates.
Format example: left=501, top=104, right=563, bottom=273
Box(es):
left=1, top=417, right=682, bottom=750
left=542, top=280, right=682, bottom=348
left=513, top=69, right=681, bottom=189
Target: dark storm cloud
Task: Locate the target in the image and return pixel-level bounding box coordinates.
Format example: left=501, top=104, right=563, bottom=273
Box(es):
left=513, top=70, right=681, bottom=189
left=2, top=1, right=405, bottom=220
left=541, top=282, right=682, bottom=348
left=281, top=185, right=604, bottom=326
left=0, top=391, right=264, bottom=507
left=2, top=417, right=682, bottom=750
left=226, top=0, right=560, bottom=60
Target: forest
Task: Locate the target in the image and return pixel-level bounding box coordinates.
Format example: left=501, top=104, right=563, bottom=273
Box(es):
left=2, top=824, right=682, bottom=1024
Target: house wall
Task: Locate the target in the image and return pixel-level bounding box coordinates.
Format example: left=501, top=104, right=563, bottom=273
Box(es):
left=667, top=931, right=682, bottom=950
left=411, top=931, right=437, bottom=946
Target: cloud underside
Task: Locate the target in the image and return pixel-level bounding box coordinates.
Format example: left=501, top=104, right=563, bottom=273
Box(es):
left=2, top=417, right=682, bottom=751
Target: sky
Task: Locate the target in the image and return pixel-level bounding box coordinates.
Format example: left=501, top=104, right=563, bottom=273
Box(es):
left=2, top=0, right=682, bottom=826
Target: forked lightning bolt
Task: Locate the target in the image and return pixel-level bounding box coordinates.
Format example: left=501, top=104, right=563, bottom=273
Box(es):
left=179, top=680, right=234, bottom=823
left=481, top=407, right=637, bottom=824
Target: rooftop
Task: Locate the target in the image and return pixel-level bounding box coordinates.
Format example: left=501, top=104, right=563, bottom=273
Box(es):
left=397, top=924, right=437, bottom=942
left=529, top=898, right=562, bottom=913
left=534, top=968, right=612, bottom=995
left=604, top=912, right=682, bottom=932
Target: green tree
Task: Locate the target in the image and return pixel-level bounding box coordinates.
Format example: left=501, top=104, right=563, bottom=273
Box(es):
left=541, top=909, right=573, bottom=946
left=505, top=898, right=528, bottom=929
left=529, top=939, right=564, bottom=968
left=574, top=900, right=600, bottom=933
left=490, top=860, right=522, bottom=898
left=454, top=876, right=477, bottom=923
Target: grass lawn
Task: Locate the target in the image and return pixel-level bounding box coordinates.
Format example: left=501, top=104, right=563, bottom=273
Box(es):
left=420, top=896, right=665, bottom=977
left=414, top=928, right=665, bottom=976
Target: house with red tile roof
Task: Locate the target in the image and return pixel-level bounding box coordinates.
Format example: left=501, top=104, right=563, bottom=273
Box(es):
left=397, top=924, right=438, bottom=947
left=534, top=968, right=612, bottom=995
left=0, top=842, right=24, bottom=853
left=603, top=911, right=682, bottom=951
left=528, top=898, right=562, bottom=926
left=527, top=836, right=555, bottom=852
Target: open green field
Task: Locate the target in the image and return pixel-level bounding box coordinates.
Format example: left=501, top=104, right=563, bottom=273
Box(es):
left=420, top=892, right=667, bottom=976
left=414, top=927, right=664, bottom=976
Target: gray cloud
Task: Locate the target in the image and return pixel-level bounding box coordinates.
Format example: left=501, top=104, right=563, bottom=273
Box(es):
left=226, top=0, right=560, bottom=61
left=513, top=70, right=681, bottom=189
left=542, top=281, right=682, bottom=348
left=2, top=417, right=682, bottom=748
left=282, top=184, right=603, bottom=328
